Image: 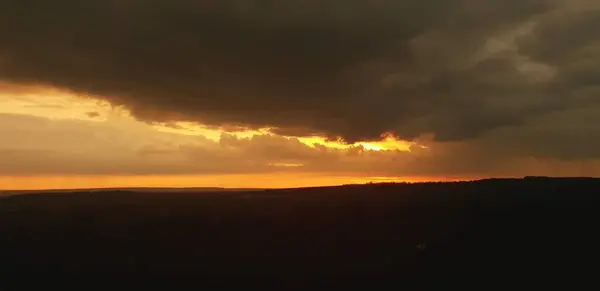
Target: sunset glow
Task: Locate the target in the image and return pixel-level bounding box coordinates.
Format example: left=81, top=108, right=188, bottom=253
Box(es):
left=0, top=86, right=426, bottom=190
left=0, top=174, right=447, bottom=191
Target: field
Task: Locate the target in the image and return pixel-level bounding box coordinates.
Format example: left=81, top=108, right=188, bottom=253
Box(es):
left=1, top=178, right=599, bottom=289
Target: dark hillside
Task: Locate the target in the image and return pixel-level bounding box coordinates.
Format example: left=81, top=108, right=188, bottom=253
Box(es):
left=1, top=178, right=599, bottom=289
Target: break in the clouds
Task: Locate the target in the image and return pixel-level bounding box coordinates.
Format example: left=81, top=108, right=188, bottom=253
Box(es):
left=1, top=1, right=599, bottom=157
left=2, top=113, right=599, bottom=179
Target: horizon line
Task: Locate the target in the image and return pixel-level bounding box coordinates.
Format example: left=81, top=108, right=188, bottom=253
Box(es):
left=2, top=176, right=596, bottom=194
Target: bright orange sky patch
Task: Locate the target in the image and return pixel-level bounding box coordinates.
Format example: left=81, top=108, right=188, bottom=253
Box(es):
left=0, top=86, right=430, bottom=190
left=0, top=174, right=451, bottom=190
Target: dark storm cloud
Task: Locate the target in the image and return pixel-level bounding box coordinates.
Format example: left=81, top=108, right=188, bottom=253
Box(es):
left=1, top=0, right=598, bottom=147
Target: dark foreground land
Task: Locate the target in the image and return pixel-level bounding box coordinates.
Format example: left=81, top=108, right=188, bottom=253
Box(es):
left=1, top=177, right=599, bottom=290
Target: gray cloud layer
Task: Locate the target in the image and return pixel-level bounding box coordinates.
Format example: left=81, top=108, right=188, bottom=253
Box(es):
left=1, top=1, right=599, bottom=159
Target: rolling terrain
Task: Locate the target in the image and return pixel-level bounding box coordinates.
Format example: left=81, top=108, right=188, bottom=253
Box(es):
left=1, top=178, right=599, bottom=289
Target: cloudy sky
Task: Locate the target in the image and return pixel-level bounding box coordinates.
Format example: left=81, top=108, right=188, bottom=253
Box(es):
left=1, top=0, right=599, bottom=189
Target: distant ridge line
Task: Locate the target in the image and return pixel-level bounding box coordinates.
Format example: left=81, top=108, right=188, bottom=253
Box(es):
left=0, top=187, right=262, bottom=196
left=1, top=176, right=598, bottom=197
left=522, top=176, right=595, bottom=180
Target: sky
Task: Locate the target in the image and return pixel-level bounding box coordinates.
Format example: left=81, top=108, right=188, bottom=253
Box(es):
left=1, top=0, right=599, bottom=189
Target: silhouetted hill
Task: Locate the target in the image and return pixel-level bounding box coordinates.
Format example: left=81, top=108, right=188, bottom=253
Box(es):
left=1, top=177, right=599, bottom=290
